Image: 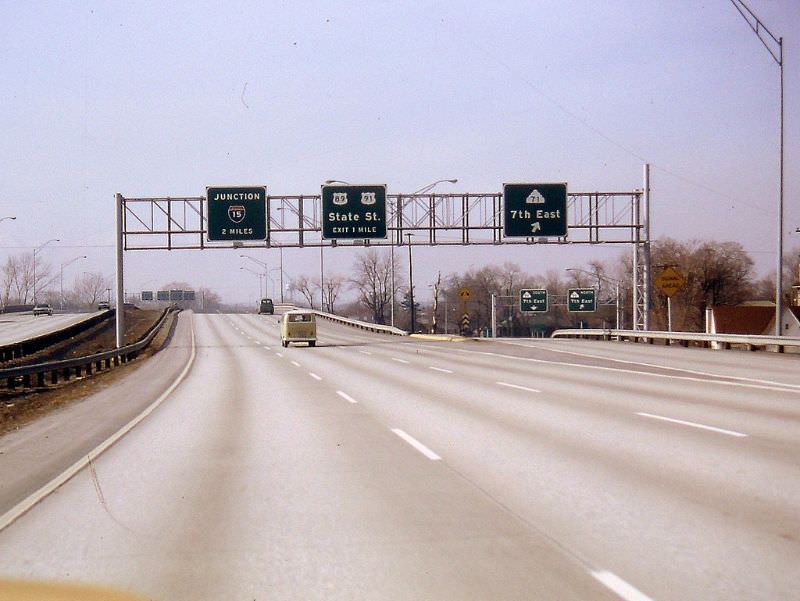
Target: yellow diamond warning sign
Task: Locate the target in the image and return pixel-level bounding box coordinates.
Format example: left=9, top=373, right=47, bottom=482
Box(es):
left=655, top=267, right=685, bottom=297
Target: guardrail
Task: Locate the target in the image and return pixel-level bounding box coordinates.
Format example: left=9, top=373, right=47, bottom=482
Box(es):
left=0, top=310, right=114, bottom=362
left=1, top=307, right=176, bottom=389
left=312, top=310, right=408, bottom=336
left=550, top=328, right=800, bottom=353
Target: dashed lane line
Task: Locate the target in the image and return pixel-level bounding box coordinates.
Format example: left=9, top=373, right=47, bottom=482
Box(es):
left=391, top=428, right=441, bottom=461
left=636, top=412, right=747, bottom=438
left=496, top=381, right=541, bottom=394
left=591, top=570, right=655, bottom=601
left=337, top=391, right=358, bottom=404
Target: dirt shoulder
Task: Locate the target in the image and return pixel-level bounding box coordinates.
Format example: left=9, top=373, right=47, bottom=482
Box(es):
left=0, top=308, right=177, bottom=436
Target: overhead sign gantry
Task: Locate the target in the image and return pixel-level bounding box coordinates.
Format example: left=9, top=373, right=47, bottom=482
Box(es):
left=115, top=167, right=653, bottom=347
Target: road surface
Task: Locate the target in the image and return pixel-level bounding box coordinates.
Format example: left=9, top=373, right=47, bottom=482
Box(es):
left=0, top=311, right=104, bottom=346
left=0, top=311, right=798, bottom=600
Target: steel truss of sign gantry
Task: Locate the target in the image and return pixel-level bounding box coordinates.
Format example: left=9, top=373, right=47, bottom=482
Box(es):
left=120, top=190, right=642, bottom=249
left=114, top=168, right=653, bottom=346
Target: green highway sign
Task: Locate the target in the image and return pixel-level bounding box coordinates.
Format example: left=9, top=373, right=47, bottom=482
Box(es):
left=322, top=184, right=387, bottom=240
left=568, top=288, right=596, bottom=312
left=503, top=183, right=567, bottom=238
left=520, top=289, right=548, bottom=312
left=207, top=186, right=267, bottom=241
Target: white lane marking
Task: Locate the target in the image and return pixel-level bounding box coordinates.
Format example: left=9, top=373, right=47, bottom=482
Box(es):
left=392, top=357, right=410, bottom=364
left=359, top=350, right=372, bottom=355
left=636, top=412, right=747, bottom=438
left=275, top=352, right=283, bottom=358
left=496, top=381, right=541, bottom=393
left=337, top=390, right=358, bottom=404
left=500, top=340, right=800, bottom=390
left=441, top=346, right=800, bottom=394
left=309, top=372, right=322, bottom=381
left=0, top=313, right=198, bottom=533
left=429, top=366, right=453, bottom=374
left=391, top=428, right=441, bottom=461
left=591, top=570, right=654, bottom=601
left=291, top=360, right=301, bottom=367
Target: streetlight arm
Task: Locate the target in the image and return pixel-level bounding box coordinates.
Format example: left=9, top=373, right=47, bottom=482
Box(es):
left=730, top=0, right=782, bottom=64
left=240, top=254, right=268, bottom=270
left=35, top=238, right=60, bottom=254
left=61, top=255, right=87, bottom=270
left=412, top=178, right=458, bottom=195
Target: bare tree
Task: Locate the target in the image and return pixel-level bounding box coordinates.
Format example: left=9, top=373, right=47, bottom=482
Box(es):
left=430, top=271, right=441, bottom=333
left=350, top=249, right=394, bottom=324
left=1, top=252, right=52, bottom=305
left=195, top=287, right=222, bottom=312
left=74, top=272, right=111, bottom=308
left=323, top=274, right=345, bottom=314
left=289, top=275, right=317, bottom=309
left=647, top=238, right=756, bottom=331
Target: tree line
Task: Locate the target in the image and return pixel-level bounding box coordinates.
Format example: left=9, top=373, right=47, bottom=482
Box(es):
left=289, top=238, right=798, bottom=334
left=1, top=252, right=111, bottom=309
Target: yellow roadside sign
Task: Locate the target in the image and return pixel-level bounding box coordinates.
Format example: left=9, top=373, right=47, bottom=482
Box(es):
left=655, top=267, right=685, bottom=297
left=458, top=287, right=472, bottom=301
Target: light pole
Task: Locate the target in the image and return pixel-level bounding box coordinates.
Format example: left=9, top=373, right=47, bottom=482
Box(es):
left=240, top=266, right=264, bottom=298
left=32, top=238, right=59, bottom=305
left=240, top=255, right=268, bottom=298
left=278, top=247, right=285, bottom=303
left=391, top=179, right=457, bottom=326
left=273, top=208, right=289, bottom=304
left=566, top=268, right=622, bottom=330
left=405, top=233, right=415, bottom=332
left=730, top=1, right=784, bottom=335
left=60, top=255, right=87, bottom=310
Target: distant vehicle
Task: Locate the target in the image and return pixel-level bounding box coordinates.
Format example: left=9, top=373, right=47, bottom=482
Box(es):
left=32, top=304, right=53, bottom=316
left=258, top=298, right=274, bottom=315
left=97, top=301, right=111, bottom=310
left=280, top=310, right=316, bottom=347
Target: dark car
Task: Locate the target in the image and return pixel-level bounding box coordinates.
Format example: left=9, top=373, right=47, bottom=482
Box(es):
left=258, top=298, right=274, bottom=315
left=98, top=301, right=110, bottom=310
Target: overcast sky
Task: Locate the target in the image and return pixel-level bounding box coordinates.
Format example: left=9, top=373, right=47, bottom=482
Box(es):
left=1, top=1, right=798, bottom=304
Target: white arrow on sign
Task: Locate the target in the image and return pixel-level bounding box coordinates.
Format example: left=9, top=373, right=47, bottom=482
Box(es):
left=531, top=222, right=541, bottom=233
